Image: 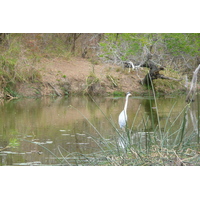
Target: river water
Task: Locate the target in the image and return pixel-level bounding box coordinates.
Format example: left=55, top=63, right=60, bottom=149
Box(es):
left=0, top=95, right=198, bottom=165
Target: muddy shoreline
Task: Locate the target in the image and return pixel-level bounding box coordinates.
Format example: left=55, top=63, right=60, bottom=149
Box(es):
left=2, top=57, right=187, bottom=99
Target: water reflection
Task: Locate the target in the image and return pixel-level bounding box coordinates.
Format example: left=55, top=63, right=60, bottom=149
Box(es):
left=0, top=95, right=198, bottom=165
left=142, top=98, right=158, bottom=130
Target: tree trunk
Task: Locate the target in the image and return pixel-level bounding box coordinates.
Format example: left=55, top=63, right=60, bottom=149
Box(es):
left=71, top=33, right=81, bottom=54
left=140, top=60, right=181, bottom=86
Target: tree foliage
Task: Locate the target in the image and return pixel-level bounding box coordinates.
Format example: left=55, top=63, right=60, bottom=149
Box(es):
left=1, top=33, right=199, bottom=75
left=98, top=33, right=200, bottom=72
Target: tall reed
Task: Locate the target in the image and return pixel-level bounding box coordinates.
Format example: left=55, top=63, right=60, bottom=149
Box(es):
left=31, top=89, right=200, bottom=166
left=63, top=94, right=199, bottom=165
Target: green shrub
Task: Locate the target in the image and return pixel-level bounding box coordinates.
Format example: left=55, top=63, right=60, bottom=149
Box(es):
left=113, top=91, right=124, bottom=96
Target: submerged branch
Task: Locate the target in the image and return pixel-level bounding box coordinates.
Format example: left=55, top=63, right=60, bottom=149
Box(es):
left=186, top=64, right=200, bottom=102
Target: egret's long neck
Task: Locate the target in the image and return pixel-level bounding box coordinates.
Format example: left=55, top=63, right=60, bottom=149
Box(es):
left=124, top=95, right=129, bottom=112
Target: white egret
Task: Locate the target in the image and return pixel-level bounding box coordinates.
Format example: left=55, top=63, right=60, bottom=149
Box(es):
left=118, top=92, right=132, bottom=129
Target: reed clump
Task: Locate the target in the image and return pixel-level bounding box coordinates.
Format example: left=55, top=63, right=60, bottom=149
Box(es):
left=85, top=73, right=106, bottom=95
left=20, top=93, right=200, bottom=166
left=55, top=90, right=200, bottom=166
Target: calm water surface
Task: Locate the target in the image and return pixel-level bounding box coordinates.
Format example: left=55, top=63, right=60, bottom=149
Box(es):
left=0, top=95, right=198, bottom=165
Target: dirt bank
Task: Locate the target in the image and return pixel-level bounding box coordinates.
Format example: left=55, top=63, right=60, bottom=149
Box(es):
left=15, top=57, right=150, bottom=97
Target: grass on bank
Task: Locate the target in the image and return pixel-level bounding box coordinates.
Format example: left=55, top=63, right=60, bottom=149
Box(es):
left=0, top=34, right=74, bottom=97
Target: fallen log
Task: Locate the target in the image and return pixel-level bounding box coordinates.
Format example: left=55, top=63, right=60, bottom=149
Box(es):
left=159, top=75, right=182, bottom=81
left=140, top=60, right=181, bottom=86
left=48, top=82, right=62, bottom=96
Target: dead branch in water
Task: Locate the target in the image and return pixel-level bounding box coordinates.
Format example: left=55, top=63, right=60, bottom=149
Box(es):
left=5, top=93, right=18, bottom=100
left=186, top=64, right=200, bottom=102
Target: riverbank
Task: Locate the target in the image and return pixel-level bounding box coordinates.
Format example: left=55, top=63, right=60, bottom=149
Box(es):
left=4, top=57, right=186, bottom=99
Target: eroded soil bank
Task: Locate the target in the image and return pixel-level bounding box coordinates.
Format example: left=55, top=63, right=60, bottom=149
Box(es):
left=13, top=57, right=145, bottom=97
left=10, top=57, right=186, bottom=98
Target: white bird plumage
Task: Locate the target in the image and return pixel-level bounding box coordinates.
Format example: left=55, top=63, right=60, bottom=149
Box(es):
left=125, top=61, right=141, bottom=72
left=118, top=92, right=132, bottom=129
